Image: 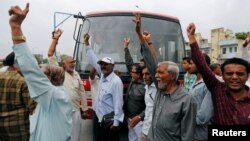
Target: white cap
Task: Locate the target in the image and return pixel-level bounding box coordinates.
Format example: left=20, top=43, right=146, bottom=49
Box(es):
left=97, top=57, right=114, bottom=64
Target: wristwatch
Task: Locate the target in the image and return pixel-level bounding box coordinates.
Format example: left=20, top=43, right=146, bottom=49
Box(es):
left=12, top=35, right=26, bottom=41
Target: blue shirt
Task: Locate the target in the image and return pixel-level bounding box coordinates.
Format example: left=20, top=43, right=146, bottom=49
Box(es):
left=189, top=79, right=213, bottom=140
left=86, top=45, right=124, bottom=126
left=13, top=43, right=72, bottom=141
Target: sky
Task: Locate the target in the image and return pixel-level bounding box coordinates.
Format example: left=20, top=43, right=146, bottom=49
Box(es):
left=1, top=0, right=250, bottom=59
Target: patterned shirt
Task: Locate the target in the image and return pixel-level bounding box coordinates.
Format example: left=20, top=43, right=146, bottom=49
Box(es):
left=190, top=42, right=250, bottom=124
left=184, top=72, right=197, bottom=92
left=0, top=67, right=36, bottom=141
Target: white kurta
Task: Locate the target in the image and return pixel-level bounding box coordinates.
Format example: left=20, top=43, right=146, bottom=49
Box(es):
left=13, top=42, right=72, bottom=141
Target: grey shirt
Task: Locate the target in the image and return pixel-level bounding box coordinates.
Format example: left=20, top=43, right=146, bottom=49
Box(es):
left=140, top=43, right=196, bottom=141
left=148, top=87, right=196, bottom=141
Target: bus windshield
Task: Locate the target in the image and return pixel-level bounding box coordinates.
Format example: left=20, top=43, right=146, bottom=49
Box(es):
left=75, top=12, right=185, bottom=77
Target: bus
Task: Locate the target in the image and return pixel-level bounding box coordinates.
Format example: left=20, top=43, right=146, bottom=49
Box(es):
left=72, top=11, right=186, bottom=118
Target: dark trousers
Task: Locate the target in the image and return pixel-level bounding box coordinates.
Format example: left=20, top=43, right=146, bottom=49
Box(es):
left=93, top=111, right=120, bottom=141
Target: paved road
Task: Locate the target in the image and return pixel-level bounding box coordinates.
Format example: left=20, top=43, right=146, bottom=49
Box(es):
left=80, top=119, right=128, bottom=141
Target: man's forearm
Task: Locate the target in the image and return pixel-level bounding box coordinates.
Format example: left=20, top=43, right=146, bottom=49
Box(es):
left=11, top=26, right=25, bottom=45
left=48, top=39, right=58, bottom=57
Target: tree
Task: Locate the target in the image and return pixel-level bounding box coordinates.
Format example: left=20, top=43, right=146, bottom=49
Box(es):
left=34, top=54, right=44, bottom=64
left=43, top=58, right=48, bottom=64
left=235, top=32, right=249, bottom=40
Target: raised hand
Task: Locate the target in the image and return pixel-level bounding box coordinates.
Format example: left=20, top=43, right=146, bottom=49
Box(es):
left=133, top=12, right=145, bottom=44
left=123, top=37, right=130, bottom=48
left=187, top=23, right=196, bottom=37
left=83, top=33, right=90, bottom=46
left=187, top=23, right=196, bottom=44
left=133, top=13, right=141, bottom=34
left=142, top=31, right=152, bottom=43
left=9, top=3, right=29, bottom=28
left=53, top=28, right=63, bottom=40
left=242, top=33, right=250, bottom=48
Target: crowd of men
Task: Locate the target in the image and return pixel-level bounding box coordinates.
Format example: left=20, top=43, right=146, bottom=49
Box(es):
left=1, top=3, right=250, bottom=141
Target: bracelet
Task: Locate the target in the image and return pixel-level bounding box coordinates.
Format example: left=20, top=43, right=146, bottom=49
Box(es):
left=148, top=42, right=152, bottom=45
left=12, top=35, right=26, bottom=41
left=53, top=38, right=58, bottom=41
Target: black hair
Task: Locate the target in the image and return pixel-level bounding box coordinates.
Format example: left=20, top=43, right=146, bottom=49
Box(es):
left=140, top=58, right=144, bottom=62
left=3, top=52, right=15, bottom=66
left=221, top=58, right=250, bottom=74
left=182, top=56, right=191, bottom=63
left=203, top=53, right=211, bottom=66
left=132, top=63, right=144, bottom=78
left=209, top=63, right=220, bottom=71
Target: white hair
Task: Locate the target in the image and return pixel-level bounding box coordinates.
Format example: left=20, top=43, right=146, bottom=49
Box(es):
left=158, top=61, right=179, bottom=81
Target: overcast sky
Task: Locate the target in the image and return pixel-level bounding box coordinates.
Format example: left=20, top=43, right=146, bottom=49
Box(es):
left=1, top=0, right=249, bottom=59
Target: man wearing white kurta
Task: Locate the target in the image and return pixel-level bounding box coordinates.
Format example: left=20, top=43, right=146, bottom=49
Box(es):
left=63, top=68, right=88, bottom=141
left=48, top=28, right=88, bottom=141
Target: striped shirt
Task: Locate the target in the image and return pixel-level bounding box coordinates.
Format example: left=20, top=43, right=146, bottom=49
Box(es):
left=0, top=67, right=36, bottom=141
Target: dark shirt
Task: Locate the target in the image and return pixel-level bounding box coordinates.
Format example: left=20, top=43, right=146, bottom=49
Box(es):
left=0, top=67, right=36, bottom=141
left=190, top=42, right=250, bottom=125
left=124, top=48, right=134, bottom=72
left=125, top=79, right=146, bottom=119
left=124, top=47, right=146, bottom=119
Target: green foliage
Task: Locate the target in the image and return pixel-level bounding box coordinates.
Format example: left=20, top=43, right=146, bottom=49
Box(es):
left=235, top=32, right=249, bottom=40
left=34, top=54, right=44, bottom=64
left=43, top=58, right=48, bottom=64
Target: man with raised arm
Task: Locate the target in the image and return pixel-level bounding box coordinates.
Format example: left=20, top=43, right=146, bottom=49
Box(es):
left=48, top=28, right=88, bottom=141
left=187, top=23, right=250, bottom=124
left=8, top=3, right=72, bottom=141
left=134, top=13, right=196, bottom=141
left=83, top=33, right=124, bottom=141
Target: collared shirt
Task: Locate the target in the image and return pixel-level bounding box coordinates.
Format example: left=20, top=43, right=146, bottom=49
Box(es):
left=140, top=43, right=196, bottom=141
left=184, top=72, right=197, bottom=92
left=125, top=79, right=146, bottom=119
left=48, top=56, right=88, bottom=112
left=0, top=66, right=8, bottom=73
left=246, top=80, right=250, bottom=88
left=64, top=71, right=88, bottom=111
left=215, top=75, right=224, bottom=82
left=86, top=45, right=124, bottom=126
left=189, top=79, right=213, bottom=140
left=124, top=47, right=146, bottom=119
left=142, top=83, right=157, bottom=135
left=89, top=75, right=100, bottom=102
left=148, top=87, right=196, bottom=141
left=0, top=67, right=36, bottom=141
left=13, top=43, right=72, bottom=141
left=190, top=42, right=250, bottom=124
